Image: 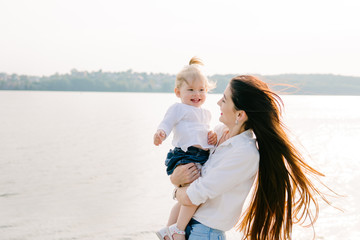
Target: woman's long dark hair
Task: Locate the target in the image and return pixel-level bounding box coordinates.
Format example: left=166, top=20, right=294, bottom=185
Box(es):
left=231, top=76, right=330, bottom=240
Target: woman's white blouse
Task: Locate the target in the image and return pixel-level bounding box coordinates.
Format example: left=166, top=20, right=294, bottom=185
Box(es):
left=157, top=103, right=213, bottom=151
left=186, top=125, right=260, bottom=231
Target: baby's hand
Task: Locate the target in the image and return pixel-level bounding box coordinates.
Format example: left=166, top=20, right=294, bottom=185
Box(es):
left=207, top=131, right=217, bottom=145
left=154, top=129, right=166, bottom=146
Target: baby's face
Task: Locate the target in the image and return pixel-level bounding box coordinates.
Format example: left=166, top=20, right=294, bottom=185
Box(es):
left=175, top=78, right=207, bottom=108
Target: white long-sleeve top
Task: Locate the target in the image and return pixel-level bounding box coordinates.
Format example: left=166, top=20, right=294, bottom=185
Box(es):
left=186, top=124, right=260, bottom=231
left=157, top=103, right=213, bottom=152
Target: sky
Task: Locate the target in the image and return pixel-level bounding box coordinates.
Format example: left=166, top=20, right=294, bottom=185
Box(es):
left=1, top=0, right=360, bottom=77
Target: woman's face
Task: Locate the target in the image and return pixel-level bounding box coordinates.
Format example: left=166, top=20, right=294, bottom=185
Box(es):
left=217, top=85, right=237, bottom=127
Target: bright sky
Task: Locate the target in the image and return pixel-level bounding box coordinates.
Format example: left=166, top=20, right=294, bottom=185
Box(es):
left=1, top=0, right=360, bottom=76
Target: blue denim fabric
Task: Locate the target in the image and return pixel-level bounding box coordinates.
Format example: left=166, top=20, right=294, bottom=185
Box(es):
left=165, top=147, right=209, bottom=175
left=185, top=219, right=226, bottom=240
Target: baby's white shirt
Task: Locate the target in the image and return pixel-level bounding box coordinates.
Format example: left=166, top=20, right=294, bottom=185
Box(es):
left=157, top=103, right=213, bottom=151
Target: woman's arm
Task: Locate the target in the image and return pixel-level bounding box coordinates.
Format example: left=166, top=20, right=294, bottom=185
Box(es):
left=170, top=163, right=200, bottom=187
left=186, top=149, right=259, bottom=206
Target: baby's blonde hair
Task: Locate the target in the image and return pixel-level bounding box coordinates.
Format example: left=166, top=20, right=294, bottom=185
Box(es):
left=175, top=57, right=216, bottom=91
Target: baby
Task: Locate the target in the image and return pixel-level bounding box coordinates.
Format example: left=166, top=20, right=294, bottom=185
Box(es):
left=154, top=57, right=217, bottom=240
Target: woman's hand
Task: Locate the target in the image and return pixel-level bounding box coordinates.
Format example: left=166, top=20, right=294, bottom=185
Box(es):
left=170, top=163, right=201, bottom=187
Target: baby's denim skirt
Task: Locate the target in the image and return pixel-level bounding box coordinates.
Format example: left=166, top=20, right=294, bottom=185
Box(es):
left=186, top=218, right=226, bottom=240
left=165, top=146, right=209, bottom=175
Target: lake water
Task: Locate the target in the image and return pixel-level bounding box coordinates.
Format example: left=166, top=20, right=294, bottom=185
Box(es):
left=0, top=91, right=359, bottom=240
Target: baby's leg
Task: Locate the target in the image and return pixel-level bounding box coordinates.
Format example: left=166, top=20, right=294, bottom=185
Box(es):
left=172, top=205, right=198, bottom=240
left=157, top=203, right=180, bottom=240
left=177, top=205, right=197, bottom=230
left=167, top=202, right=181, bottom=226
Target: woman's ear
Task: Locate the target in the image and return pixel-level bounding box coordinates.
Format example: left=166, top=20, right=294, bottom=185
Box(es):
left=174, top=88, right=181, bottom=98
left=237, top=110, right=248, bottom=122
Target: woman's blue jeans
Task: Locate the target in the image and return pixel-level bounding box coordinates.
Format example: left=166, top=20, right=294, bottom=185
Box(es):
left=186, top=219, right=226, bottom=240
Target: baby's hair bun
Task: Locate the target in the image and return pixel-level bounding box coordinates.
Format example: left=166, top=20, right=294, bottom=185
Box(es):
left=189, top=56, right=204, bottom=66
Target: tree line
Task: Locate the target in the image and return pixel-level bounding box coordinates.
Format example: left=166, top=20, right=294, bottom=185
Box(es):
left=1, top=69, right=359, bottom=95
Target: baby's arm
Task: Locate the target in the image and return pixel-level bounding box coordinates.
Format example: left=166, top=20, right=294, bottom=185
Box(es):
left=154, top=103, right=184, bottom=146
left=153, top=129, right=166, bottom=146
left=207, top=130, right=217, bottom=145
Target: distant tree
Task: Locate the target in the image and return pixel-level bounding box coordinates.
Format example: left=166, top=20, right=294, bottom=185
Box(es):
left=0, top=71, right=359, bottom=95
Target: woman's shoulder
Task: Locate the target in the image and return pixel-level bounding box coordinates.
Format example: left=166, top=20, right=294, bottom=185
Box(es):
left=231, top=130, right=259, bottom=160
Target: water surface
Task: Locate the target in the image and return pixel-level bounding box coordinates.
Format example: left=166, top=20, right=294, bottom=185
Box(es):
left=0, top=91, right=359, bottom=239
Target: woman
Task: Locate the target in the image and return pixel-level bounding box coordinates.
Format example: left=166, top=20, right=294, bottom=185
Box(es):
left=171, top=75, right=328, bottom=240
